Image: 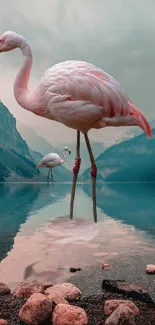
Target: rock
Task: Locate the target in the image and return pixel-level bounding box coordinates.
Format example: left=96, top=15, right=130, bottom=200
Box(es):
left=41, top=281, right=53, bottom=290
left=19, top=293, right=52, bottom=325
left=48, top=292, right=69, bottom=305
left=104, top=299, right=139, bottom=316
left=102, top=279, right=154, bottom=305
left=102, top=264, right=111, bottom=269
left=45, top=283, right=81, bottom=301
left=105, top=304, right=135, bottom=325
left=0, top=320, right=8, bottom=325
left=0, top=283, right=10, bottom=295
left=52, top=303, right=88, bottom=325
left=32, top=281, right=53, bottom=290
left=70, top=268, right=82, bottom=273
left=146, top=264, right=155, bottom=274
left=13, top=282, right=44, bottom=298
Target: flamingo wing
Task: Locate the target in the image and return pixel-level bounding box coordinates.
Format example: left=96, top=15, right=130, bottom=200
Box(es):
left=39, top=153, right=61, bottom=167
left=39, top=60, right=131, bottom=117
left=37, top=60, right=151, bottom=136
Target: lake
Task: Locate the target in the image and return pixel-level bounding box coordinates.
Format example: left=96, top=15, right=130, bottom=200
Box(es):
left=0, top=182, right=155, bottom=298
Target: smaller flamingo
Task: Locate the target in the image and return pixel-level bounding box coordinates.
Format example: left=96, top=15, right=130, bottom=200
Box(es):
left=36, top=146, right=71, bottom=184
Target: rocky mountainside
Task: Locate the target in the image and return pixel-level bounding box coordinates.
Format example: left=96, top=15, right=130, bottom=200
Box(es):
left=0, top=102, right=72, bottom=182
left=81, top=128, right=155, bottom=182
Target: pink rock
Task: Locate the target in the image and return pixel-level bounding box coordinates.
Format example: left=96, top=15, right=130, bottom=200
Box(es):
left=146, top=264, right=155, bottom=274
left=0, top=320, right=8, bottom=325
left=0, top=283, right=10, bottom=295
left=13, top=282, right=44, bottom=298
left=32, top=280, right=53, bottom=290
left=48, top=292, right=69, bottom=305
left=105, top=304, right=135, bottom=325
left=94, top=252, right=109, bottom=257
left=52, top=304, right=88, bottom=325
left=45, top=283, right=81, bottom=301
left=19, top=293, right=52, bottom=325
left=104, top=299, right=139, bottom=316
left=102, top=264, right=111, bottom=269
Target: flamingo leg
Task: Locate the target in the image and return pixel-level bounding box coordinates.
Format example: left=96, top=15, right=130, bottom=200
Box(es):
left=69, top=130, right=81, bottom=219
left=50, top=169, right=54, bottom=186
left=84, top=133, right=97, bottom=223
left=47, top=169, right=50, bottom=182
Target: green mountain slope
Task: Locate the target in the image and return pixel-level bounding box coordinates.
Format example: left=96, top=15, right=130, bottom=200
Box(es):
left=0, top=102, right=72, bottom=182
left=81, top=129, right=155, bottom=182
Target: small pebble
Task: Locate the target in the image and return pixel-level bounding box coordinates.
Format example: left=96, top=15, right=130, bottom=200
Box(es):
left=70, top=268, right=82, bottom=273
left=102, top=264, right=111, bottom=269
left=146, top=264, right=155, bottom=274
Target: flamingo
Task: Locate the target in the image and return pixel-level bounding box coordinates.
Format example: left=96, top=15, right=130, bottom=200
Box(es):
left=0, top=31, right=152, bottom=222
left=36, top=146, right=71, bottom=184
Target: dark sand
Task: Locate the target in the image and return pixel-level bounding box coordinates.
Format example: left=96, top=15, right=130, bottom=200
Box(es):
left=0, top=291, right=155, bottom=325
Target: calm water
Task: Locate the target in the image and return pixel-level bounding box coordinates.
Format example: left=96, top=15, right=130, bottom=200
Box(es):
left=1, top=182, right=155, bottom=297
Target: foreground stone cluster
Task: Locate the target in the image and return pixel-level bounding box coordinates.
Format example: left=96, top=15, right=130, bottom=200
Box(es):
left=0, top=281, right=87, bottom=325
left=0, top=280, right=142, bottom=325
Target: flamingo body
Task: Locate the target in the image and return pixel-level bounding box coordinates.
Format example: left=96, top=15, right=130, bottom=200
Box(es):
left=36, top=60, right=151, bottom=136
left=37, top=153, right=64, bottom=168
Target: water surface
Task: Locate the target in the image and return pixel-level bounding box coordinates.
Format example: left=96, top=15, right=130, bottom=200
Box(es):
left=0, top=182, right=155, bottom=297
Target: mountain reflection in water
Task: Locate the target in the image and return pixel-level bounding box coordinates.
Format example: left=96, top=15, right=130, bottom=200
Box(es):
left=0, top=182, right=155, bottom=290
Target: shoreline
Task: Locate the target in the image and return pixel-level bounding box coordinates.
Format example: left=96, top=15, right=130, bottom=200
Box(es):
left=1, top=181, right=155, bottom=184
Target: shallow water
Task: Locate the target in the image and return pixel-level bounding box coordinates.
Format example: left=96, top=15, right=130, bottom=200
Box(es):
left=0, top=182, right=155, bottom=295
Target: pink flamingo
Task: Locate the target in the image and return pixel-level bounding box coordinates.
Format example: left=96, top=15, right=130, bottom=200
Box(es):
left=0, top=31, right=152, bottom=221
left=36, top=146, right=71, bottom=184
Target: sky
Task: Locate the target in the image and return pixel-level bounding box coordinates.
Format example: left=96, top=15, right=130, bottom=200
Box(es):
left=0, top=0, right=155, bottom=145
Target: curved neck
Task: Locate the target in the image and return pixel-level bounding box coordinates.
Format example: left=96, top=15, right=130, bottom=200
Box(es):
left=13, top=40, right=39, bottom=112
left=60, top=151, right=66, bottom=164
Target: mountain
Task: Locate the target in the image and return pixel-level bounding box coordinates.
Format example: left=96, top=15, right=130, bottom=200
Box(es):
left=0, top=102, right=72, bottom=182
left=17, top=124, right=61, bottom=156
left=81, top=127, right=155, bottom=182
left=18, top=124, right=105, bottom=172
left=0, top=101, right=41, bottom=181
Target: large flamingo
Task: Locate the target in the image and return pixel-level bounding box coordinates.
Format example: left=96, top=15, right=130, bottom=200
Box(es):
left=0, top=31, right=152, bottom=221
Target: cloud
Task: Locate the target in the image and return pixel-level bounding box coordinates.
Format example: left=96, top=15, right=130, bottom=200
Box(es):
left=0, top=0, right=155, bottom=145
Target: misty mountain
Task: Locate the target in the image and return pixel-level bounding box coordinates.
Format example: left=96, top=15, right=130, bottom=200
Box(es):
left=81, top=127, right=155, bottom=182
left=18, top=124, right=105, bottom=172
left=17, top=124, right=61, bottom=156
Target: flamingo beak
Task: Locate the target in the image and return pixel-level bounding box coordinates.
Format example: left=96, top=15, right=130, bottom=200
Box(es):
left=69, top=150, right=71, bottom=155
left=129, top=102, right=152, bottom=137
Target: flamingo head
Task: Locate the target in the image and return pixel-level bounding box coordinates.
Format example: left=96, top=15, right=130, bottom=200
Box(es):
left=63, top=146, right=71, bottom=155
left=0, top=31, right=26, bottom=53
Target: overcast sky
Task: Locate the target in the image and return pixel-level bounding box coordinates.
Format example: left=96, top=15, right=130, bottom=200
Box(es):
left=0, top=0, right=155, bottom=145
